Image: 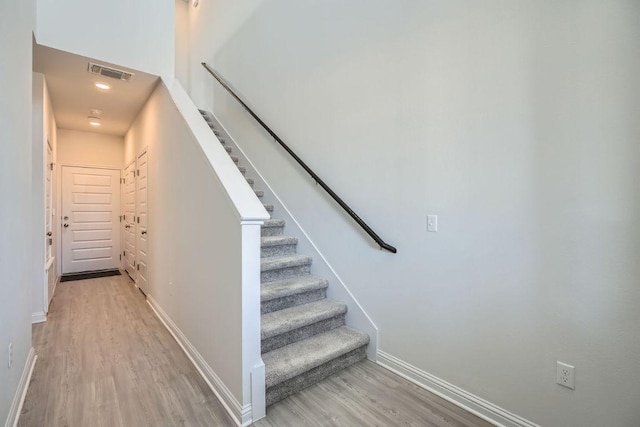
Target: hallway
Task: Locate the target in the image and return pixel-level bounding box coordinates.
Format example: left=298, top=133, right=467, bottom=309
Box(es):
left=19, top=275, right=236, bottom=426
left=19, top=275, right=492, bottom=427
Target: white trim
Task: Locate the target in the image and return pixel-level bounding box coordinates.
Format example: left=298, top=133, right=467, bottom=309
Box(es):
left=56, top=161, right=123, bottom=170
left=147, top=296, right=246, bottom=426
left=48, top=274, right=60, bottom=309
left=377, top=351, right=540, bottom=427
left=31, top=312, right=47, bottom=324
left=44, top=256, right=54, bottom=270
left=5, top=348, right=37, bottom=427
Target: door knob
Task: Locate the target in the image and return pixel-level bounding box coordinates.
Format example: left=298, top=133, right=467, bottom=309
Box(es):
left=63, top=224, right=69, bottom=228
left=125, top=225, right=130, bottom=229
left=46, top=231, right=52, bottom=236
left=141, top=230, right=147, bottom=235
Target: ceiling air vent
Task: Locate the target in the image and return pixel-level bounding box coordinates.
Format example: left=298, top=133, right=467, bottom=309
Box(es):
left=88, top=62, right=135, bottom=81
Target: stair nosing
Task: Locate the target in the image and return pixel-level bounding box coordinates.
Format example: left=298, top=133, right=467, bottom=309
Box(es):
left=261, top=299, right=346, bottom=340
left=260, top=255, right=312, bottom=272
left=261, top=236, right=298, bottom=247
left=263, top=326, right=369, bottom=388
left=261, top=276, right=329, bottom=302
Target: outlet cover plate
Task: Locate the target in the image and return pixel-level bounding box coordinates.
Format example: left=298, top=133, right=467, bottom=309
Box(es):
left=556, top=361, right=575, bottom=389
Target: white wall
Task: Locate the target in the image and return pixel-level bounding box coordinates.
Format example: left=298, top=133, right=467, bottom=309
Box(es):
left=36, top=0, right=174, bottom=78
left=124, top=79, right=268, bottom=423
left=32, top=73, right=58, bottom=321
left=0, top=0, right=36, bottom=423
left=58, top=129, right=124, bottom=169
left=175, top=0, right=191, bottom=92
left=186, top=2, right=640, bottom=426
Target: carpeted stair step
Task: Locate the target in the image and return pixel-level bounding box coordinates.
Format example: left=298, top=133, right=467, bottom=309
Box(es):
left=261, top=254, right=312, bottom=282
left=261, top=235, right=297, bottom=257
left=246, top=177, right=254, bottom=186
left=263, top=204, right=274, bottom=213
left=261, top=300, right=346, bottom=353
left=261, top=219, right=285, bottom=236
left=261, top=276, right=329, bottom=314
left=237, top=166, right=246, bottom=175
left=263, top=326, right=369, bottom=406
left=225, top=146, right=232, bottom=153
left=231, top=156, right=239, bottom=164
left=255, top=190, right=264, bottom=198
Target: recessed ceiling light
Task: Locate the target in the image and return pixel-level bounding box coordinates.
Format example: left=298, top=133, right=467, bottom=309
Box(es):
left=95, top=82, right=111, bottom=90
left=89, top=117, right=101, bottom=126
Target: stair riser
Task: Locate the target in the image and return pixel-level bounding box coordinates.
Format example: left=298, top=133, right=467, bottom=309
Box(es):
left=261, top=243, right=297, bottom=258
left=261, top=288, right=327, bottom=314
left=261, top=265, right=310, bottom=283
left=262, top=314, right=345, bottom=354
left=266, top=346, right=367, bottom=406
left=261, top=226, right=284, bottom=237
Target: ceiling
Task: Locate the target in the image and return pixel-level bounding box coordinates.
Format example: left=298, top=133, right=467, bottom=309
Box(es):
left=33, top=43, right=160, bottom=136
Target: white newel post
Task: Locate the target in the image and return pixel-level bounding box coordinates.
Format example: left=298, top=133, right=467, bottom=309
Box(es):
left=241, top=220, right=266, bottom=424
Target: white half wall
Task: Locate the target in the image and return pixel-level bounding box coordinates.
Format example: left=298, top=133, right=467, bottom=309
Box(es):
left=57, top=129, right=124, bottom=169
left=36, top=0, right=175, bottom=78
left=185, top=2, right=640, bottom=426
left=124, top=79, right=268, bottom=424
left=0, top=0, right=36, bottom=424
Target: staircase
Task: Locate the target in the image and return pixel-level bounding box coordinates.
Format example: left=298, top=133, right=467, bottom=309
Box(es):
left=199, top=110, right=370, bottom=406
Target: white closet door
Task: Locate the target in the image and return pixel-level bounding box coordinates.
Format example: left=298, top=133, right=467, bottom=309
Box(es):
left=135, top=150, right=149, bottom=294
left=123, top=161, right=137, bottom=280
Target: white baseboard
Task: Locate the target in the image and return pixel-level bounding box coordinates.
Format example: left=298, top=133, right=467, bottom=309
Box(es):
left=49, top=274, right=60, bottom=308
left=5, top=348, right=37, bottom=427
left=31, top=312, right=46, bottom=324
left=147, top=296, right=249, bottom=426
left=377, top=351, right=540, bottom=427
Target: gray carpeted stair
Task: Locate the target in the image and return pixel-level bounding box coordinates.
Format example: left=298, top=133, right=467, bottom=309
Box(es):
left=199, top=110, right=369, bottom=407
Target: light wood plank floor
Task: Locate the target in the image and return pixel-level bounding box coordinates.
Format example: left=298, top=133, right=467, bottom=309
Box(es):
left=20, top=274, right=492, bottom=427
left=255, top=361, right=492, bottom=427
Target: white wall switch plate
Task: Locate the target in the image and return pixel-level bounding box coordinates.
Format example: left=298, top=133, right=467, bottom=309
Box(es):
left=427, top=215, right=438, bottom=232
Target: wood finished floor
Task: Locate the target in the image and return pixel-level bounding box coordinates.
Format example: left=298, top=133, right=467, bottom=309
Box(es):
left=20, top=274, right=492, bottom=427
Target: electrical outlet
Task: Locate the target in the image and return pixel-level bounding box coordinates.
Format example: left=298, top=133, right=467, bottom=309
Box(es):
left=556, top=361, right=575, bottom=389
left=7, top=342, right=12, bottom=369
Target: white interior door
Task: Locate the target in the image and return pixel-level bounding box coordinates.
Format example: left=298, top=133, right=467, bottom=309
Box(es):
left=135, top=150, right=149, bottom=294
left=123, top=161, right=137, bottom=280
left=61, top=166, right=121, bottom=274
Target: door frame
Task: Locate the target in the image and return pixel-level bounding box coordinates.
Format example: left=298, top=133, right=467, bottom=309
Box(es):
left=56, top=163, right=123, bottom=277
left=43, top=139, right=54, bottom=309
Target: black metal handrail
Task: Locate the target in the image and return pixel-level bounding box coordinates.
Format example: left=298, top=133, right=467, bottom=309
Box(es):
left=202, top=63, right=397, bottom=253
